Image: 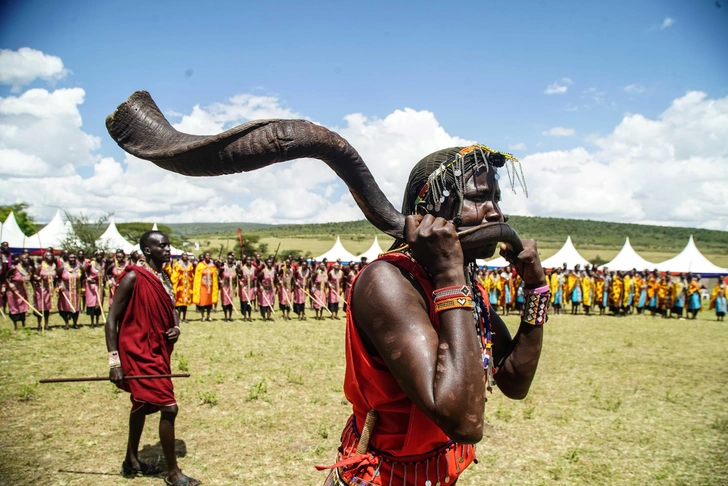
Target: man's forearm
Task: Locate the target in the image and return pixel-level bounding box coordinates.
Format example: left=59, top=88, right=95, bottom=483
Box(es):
left=495, top=324, right=542, bottom=399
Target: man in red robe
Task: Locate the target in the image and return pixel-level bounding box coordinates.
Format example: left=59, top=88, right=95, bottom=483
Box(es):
left=105, top=230, right=200, bottom=486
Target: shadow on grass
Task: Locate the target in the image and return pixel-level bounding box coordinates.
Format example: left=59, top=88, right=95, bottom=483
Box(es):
left=57, top=439, right=187, bottom=477
left=139, top=438, right=188, bottom=467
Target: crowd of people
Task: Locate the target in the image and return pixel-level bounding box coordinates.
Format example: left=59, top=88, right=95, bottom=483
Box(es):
left=479, top=263, right=727, bottom=321
left=0, top=240, right=370, bottom=331
left=2, top=239, right=726, bottom=333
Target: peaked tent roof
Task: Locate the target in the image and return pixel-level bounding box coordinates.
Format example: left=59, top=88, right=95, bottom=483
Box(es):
left=149, top=222, right=183, bottom=256
left=26, top=210, right=72, bottom=249
left=314, top=236, right=358, bottom=263
left=540, top=236, right=591, bottom=270
left=1, top=212, right=28, bottom=249
left=600, top=237, right=656, bottom=272
left=96, top=219, right=137, bottom=254
left=357, top=236, right=384, bottom=262
left=656, top=236, right=728, bottom=276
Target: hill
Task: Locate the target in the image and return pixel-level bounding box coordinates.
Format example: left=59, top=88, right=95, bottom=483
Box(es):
left=166, top=222, right=272, bottom=238
left=165, top=216, right=728, bottom=254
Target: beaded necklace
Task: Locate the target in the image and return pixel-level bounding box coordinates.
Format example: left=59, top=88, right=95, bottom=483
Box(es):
left=139, top=261, right=175, bottom=303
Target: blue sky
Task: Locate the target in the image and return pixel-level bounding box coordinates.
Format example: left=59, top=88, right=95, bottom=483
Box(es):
left=1, top=0, right=727, bottom=228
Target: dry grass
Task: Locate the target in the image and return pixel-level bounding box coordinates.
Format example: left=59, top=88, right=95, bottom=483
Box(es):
left=0, top=307, right=726, bottom=485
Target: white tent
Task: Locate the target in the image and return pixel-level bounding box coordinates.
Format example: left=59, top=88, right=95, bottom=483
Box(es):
left=600, top=237, right=655, bottom=272
left=26, top=210, right=73, bottom=249
left=315, top=236, right=358, bottom=263
left=540, top=236, right=591, bottom=270
left=655, top=236, right=728, bottom=276
left=476, top=255, right=509, bottom=268
left=357, top=236, right=384, bottom=262
left=96, top=219, right=137, bottom=254
left=1, top=212, right=28, bottom=249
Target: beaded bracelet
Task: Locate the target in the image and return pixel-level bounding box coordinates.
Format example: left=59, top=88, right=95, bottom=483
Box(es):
left=432, top=285, right=472, bottom=301
left=108, top=351, right=122, bottom=369
left=435, top=296, right=474, bottom=313
left=521, top=291, right=551, bottom=326
left=434, top=291, right=470, bottom=304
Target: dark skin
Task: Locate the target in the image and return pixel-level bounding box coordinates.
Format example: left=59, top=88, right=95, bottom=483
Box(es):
left=176, top=252, right=190, bottom=322
left=7, top=254, right=30, bottom=330
left=57, top=253, right=81, bottom=329
left=295, top=262, right=309, bottom=320
left=221, top=254, right=236, bottom=321
left=86, top=251, right=105, bottom=327
left=352, top=166, right=545, bottom=443
left=237, top=256, right=254, bottom=321
left=105, top=234, right=198, bottom=485
left=257, top=259, right=274, bottom=321
left=32, top=251, right=55, bottom=330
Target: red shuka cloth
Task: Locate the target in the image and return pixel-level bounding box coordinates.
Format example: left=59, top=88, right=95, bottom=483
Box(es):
left=337, top=252, right=476, bottom=485
left=117, top=266, right=176, bottom=409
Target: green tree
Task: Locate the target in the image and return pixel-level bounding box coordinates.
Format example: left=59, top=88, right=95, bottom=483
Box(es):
left=0, top=203, right=37, bottom=235
left=232, top=234, right=270, bottom=260
left=61, top=212, right=110, bottom=255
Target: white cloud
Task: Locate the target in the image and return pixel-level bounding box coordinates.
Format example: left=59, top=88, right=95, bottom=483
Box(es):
left=508, top=143, right=527, bottom=151
left=503, top=91, right=728, bottom=230
left=0, top=48, right=69, bottom=91
left=0, top=83, right=468, bottom=225
left=661, top=17, right=675, bottom=30
left=0, top=88, right=101, bottom=172
left=2, top=53, right=727, bottom=232
left=544, top=78, right=573, bottom=95
left=542, top=127, right=575, bottom=136
left=624, top=84, right=646, bottom=95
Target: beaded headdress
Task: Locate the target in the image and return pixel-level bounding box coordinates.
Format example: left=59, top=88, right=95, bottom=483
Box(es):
left=408, top=144, right=527, bottom=224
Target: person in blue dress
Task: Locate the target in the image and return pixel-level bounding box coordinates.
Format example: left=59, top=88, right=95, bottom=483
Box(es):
left=714, top=284, right=726, bottom=322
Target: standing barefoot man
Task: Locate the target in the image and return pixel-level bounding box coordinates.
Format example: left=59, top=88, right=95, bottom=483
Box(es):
left=105, top=230, right=201, bottom=486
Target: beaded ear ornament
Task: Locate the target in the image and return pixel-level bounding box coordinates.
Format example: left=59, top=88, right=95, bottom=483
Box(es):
left=413, top=144, right=527, bottom=223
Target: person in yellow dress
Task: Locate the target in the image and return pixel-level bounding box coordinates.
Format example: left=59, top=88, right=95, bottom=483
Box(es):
left=581, top=269, right=593, bottom=316
left=622, top=271, right=633, bottom=315
left=193, top=252, right=218, bottom=322
left=594, top=270, right=606, bottom=316
left=656, top=275, right=671, bottom=318
left=170, top=252, right=195, bottom=322
left=567, top=265, right=581, bottom=315
left=610, top=271, right=624, bottom=315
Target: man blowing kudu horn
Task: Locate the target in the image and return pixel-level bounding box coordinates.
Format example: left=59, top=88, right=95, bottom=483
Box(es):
left=105, top=230, right=201, bottom=486
left=106, top=91, right=548, bottom=485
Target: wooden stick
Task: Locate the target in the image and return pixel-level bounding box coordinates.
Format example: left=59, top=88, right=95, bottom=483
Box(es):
left=222, top=286, right=240, bottom=315
left=11, top=288, right=42, bottom=316
left=260, top=289, right=276, bottom=314
left=303, top=288, right=333, bottom=315
left=0, top=307, right=6, bottom=320
left=39, top=373, right=190, bottom=384
left=60, top=289, right=78, bottom=314
left=93, top=287, right=106, bottom=322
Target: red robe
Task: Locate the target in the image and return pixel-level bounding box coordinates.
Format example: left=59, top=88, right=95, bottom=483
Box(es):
left=117, top=266, right=176, bottom=412
left=323, top=253, right=476, bottom=485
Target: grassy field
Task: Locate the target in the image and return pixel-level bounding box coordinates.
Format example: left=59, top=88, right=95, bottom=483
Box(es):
left=1, top=308, right=727, bottom=485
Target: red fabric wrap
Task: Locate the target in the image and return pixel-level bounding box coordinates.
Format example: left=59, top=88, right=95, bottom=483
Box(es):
left=337, top=253, right=475, bottom=485
left=117, top=266, right=176, bottom=410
